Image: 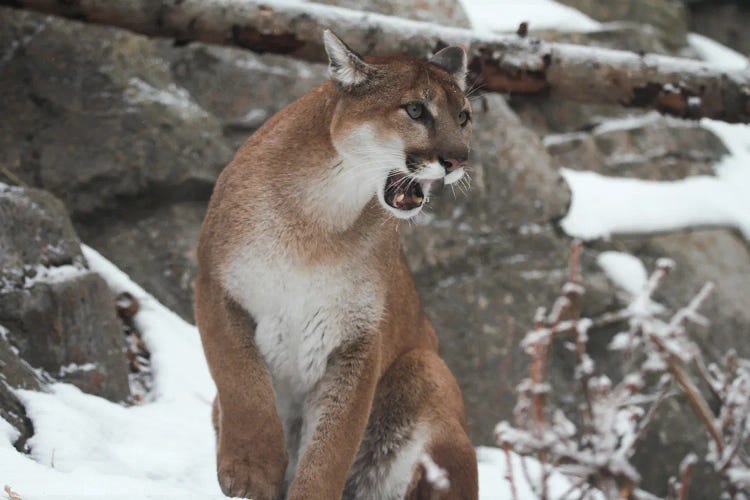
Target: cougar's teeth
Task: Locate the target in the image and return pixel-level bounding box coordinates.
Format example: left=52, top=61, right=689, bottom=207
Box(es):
left=395, top=193, right=405, bottom=203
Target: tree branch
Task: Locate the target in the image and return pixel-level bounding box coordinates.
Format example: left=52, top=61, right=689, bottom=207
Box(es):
left=2, top=0, right=750, bottom=122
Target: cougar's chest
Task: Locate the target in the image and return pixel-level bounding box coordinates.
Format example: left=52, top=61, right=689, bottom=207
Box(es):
left=224, top=246, right=382, bottom=395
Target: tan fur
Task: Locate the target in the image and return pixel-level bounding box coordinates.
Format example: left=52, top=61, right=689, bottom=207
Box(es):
left=195, top=33, right=478, bottom=500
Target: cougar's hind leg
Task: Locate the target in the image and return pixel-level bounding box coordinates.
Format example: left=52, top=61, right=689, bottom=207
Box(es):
left=345, top=349, right=478, bottom=500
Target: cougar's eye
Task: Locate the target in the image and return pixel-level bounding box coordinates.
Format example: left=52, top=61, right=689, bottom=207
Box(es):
left=459, top=110, right=470, bottom=127
left=405, top=102, right=425, bottom=120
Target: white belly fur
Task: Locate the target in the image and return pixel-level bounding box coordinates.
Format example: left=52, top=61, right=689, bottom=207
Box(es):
left=223, top=241, right=383, bottom=398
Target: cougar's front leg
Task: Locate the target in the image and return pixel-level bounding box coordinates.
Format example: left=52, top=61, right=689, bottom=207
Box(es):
left=195, top=272, right=287, bottom=500
left=287, top=337, right=380, bottom=500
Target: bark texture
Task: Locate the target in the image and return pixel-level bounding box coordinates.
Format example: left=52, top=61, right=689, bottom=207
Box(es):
left=2, top=0, right=749, bottom=122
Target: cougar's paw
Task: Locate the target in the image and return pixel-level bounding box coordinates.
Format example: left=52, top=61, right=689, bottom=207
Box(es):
left=217, top=458, right=281, bottom=500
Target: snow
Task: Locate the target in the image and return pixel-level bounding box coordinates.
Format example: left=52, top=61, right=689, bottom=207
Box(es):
left=0, top=416, right=19, bottom=446
left=597, top=252, right=648, bottom=297
left=124, top=77, right=209, bottom=120
left=478, top=447, right=596, bottom=499
left=587, top=111, right=695, bottom=136
left=21, top=264, right=88, bottom=289
left=560, top=168, right=750, bottom=239
left=688, top=33, right=749, bottom=71
left=561, top=117, right=750, bottom=240
left=57, top=362, right=98, bottom=377
left=460, top=0, right=601, bottom=34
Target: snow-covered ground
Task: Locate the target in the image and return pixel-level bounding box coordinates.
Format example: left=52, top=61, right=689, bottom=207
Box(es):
left=2, top=247, right=222, bottom=499
left=1, top=248, right=578, bottom=499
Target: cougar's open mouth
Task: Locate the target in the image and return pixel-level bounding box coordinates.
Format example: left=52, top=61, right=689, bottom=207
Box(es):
left=384, top=171, right=428, bottom=211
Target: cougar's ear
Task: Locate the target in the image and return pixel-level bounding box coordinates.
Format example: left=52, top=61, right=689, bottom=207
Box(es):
left=323, top=29, right=376, bottom=91
left=429, top=46, right=468, bottom=91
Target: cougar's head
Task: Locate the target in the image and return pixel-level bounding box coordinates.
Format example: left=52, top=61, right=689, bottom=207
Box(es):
left=324, top=30, right=472, bottom=220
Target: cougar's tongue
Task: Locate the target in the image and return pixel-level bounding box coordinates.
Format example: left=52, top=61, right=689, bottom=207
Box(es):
left=384, top=172, right=424, bottom=211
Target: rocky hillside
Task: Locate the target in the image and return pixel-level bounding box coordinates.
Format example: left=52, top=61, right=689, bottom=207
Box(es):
left=2, top=1, right=749, bottom=497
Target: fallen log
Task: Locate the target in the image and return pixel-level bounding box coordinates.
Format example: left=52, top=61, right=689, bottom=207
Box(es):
left=2, top=0, right=749, bottom=122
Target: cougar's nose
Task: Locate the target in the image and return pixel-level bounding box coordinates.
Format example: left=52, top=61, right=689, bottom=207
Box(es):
left=438, top=155, right=467, bottom=173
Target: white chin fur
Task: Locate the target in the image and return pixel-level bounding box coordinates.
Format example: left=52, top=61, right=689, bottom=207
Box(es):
left=444, top=167, right=465, bottom=185
left=383, top=201, right=424, bottom=220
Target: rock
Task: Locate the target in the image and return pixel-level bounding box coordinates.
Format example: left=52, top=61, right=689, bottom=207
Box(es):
left=608, top=229, right=750, bottom=360
left=631, top=394, right=719, bottom=499
left=0, top=8, right=232, bottom=216
left=0, top=271, right=130, bottom=402
left=0, top=329, right=44, bottom=392
left=0, top=326, right=43, bottom=451
left=76, top=201, right=207, bottom=322
left=0, top=382, right=34, bottom=452
left=313, top=0, right=471, bottom=27
left=687, top=2, right=750, bottom=56
left=156, top=42, right=328, bottom=150
left=544, top=112, right=727, bottom=180
left=0, top=184, right=85, bottom=290
left=470, top=96, right=571, bottom=226
left=556, top=0, right=689, bottom=50
left=510, top=95, right=631, bottom=135
left=0, top=186, right=130, bottom=401
left=535, top=21, right=675, bottom=55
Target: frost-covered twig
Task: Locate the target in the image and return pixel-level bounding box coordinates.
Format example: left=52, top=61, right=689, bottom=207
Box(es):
left=503, top=443, right=519, bottom=500
left=498, top=243, right=750, bottom=499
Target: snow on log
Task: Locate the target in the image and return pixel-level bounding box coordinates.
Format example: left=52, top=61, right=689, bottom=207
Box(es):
left=3, top=0, right=750, bottom=123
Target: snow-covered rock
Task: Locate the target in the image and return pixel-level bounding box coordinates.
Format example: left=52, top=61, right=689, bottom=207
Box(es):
left=545, top=112, right=727, bottom=181
left=0, top=186, right=130, bottom=403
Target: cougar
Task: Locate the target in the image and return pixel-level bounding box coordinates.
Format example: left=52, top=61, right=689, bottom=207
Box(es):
left=195, top=30, right=478, bottom=500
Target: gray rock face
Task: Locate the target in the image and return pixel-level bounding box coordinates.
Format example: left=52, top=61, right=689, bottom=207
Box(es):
left=609, top=229, right=750, bottom=360
left=510, top=96, right=629, bottom=135
left=313, top=0, right=471, bottom=27
left=544, top=112, right=727, bottom=180
left=157, top=43, right=328, bottom=150
left=0, top=332, right=44, bottom=392
left=1, top=184, right=85, bottom=289
left=535, top=21, right=676, bottom=55
left=0, top=329, right=43, bottom=451
left=688, top=2, right=750, bottom=55
left=77, top=201, right=207, bottom=322
left=556, top=0, right=688, bottom=50
left=0, top=381, right=34, bottom=451
left=0, top=186, right=130, bottom=402
left=0, top=8, right=232, bottom=216
left=0, top=271, right=130, bottom=402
